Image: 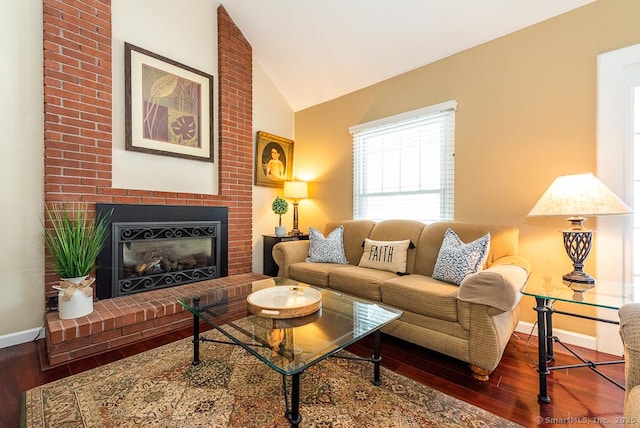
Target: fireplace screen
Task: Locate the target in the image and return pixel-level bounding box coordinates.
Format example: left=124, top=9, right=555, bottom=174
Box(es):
left=113, top=221, right=220, bottom=296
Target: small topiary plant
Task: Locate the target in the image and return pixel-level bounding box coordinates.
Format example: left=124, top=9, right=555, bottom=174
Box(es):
left=271, top=196, right=289, bottom=227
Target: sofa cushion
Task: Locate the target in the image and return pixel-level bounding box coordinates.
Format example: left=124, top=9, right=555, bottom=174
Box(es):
left=368, top=220, right=425, bottom=274
left=432, top=228, right=490, bottom=285
left=380, top=275, right=460, bottom=322
left=289, top=262, right=347, bottom=288
left=328, top=266, right=398, bottom=301
left=358, top=239, right=411, bottom=273
left=306, top=226, right=348, bottom=264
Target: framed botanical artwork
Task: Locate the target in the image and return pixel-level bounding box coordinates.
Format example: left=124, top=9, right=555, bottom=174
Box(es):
left=255, top=131, right=294, bottom=188
left=125, top=42, right=214, bottom=162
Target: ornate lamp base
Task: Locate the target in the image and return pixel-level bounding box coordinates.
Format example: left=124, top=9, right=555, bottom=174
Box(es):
left=288, top=201, right=303, bottom=236
left=563, top=270, right=595, bottom=285
left=562, top=218, right=595, bottom=287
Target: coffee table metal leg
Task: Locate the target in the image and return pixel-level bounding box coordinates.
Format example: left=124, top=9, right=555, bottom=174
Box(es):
left=372, top=329, right=382, bottom=386
left=534, top=296, right=550, bottom=403
left=285, top=373, right=302, bottom=427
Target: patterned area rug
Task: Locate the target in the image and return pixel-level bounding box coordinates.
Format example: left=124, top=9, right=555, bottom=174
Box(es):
left=23, top=331, right=522, bottom=427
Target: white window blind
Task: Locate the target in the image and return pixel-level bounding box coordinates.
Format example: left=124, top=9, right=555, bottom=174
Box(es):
left=350, top=101, right=456, bottom=222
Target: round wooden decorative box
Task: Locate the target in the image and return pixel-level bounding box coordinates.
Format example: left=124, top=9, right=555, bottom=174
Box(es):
left=247, top=285, right=322, bottom=319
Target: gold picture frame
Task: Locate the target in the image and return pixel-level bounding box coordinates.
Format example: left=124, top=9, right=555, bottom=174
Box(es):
left=125, top=42, right=214, bottom=162
left=255, top=131, right=294, bottom=187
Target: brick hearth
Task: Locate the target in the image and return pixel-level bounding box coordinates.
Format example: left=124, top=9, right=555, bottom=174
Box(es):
left=45, top=273, right=266, bottom=366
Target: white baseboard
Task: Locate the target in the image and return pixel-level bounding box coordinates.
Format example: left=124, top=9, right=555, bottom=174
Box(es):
left=0, top=326, right=45, bottom=349
left=515, top=321, right=596, bottom=351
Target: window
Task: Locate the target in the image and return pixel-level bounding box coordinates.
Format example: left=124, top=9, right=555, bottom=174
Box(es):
left=596, top=44, right=640, bottom=356
left=350, top=101, right=456, bottom=222
left=596, top=45, right=639, bottom=288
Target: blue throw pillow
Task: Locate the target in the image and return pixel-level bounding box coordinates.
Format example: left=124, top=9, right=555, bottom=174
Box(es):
left=306, top=226, right=348, bottom=264
left=432, top=228, right=490, bottom=285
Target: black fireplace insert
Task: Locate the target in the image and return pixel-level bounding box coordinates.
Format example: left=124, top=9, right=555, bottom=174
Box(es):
left=96, top=204, right=228, bottom=299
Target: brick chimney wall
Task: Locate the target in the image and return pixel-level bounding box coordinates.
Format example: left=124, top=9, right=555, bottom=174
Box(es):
left=42, top=1, right=253, bottom=292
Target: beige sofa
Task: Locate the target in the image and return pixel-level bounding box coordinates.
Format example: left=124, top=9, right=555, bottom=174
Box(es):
left=272, top=219, right=531, bottom=380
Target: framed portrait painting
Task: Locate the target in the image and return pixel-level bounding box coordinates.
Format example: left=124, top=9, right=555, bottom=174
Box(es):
left=255, top=131, right=294, bottom=187
left=125, top=42, right=214, bottom=162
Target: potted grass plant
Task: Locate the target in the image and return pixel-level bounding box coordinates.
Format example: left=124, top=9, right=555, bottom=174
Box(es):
left=43, top=202, right=112, bottom=319
left=272, top=196, right=289, bottom=237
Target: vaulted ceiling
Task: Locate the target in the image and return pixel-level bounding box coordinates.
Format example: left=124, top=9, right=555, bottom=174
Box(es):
left=220, top=0, right=596, bottom=111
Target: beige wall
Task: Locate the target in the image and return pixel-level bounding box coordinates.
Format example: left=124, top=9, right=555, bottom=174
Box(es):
left=111, top=0, right=219, bottom=195
left=0, top=0, right=45, bottom=342
left=294, top=0, right=640, bottom=335
left=252, top=62, right=295, bottom=274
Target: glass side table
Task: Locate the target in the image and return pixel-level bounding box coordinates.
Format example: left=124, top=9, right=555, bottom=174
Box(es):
left=521, top=273, right=637, bottom=403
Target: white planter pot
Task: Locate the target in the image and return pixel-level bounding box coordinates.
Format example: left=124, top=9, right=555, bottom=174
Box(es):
left=275, top=226, right=286, bottom=237
left=54, top=276, right=94, bottom=319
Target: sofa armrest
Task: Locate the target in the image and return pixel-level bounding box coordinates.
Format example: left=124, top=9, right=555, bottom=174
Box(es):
left=620, top=303, right=640, bottom=419
left=272, top=240, right=310, bottom=278
left=458, top=258, right=530, bottom=311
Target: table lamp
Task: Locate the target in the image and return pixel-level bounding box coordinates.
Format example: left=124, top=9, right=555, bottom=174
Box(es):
left=527, top=173, right=632, bottom=289
left=284, top=181, right=308, bottom=236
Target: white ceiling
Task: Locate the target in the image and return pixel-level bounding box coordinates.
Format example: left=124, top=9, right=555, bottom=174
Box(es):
left=220, top=0, right=596, bottom=112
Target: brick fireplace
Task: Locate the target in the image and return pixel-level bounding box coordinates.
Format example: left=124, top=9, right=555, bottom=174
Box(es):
left=43, top=1, right=257, bottom=365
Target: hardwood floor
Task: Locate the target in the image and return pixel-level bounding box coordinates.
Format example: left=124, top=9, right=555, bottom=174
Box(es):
left=1, top=325, right=625, bottom=427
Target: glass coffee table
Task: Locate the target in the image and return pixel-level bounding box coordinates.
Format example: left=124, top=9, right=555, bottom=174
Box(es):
left=177, top=277, right=403, bottom=427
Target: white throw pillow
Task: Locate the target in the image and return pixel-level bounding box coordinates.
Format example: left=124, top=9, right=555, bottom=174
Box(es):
left=305, top=226, right=348, bottom=264
left=432, top=228, right=490, bottom=285
left=358, top=239, right=411, bottom=273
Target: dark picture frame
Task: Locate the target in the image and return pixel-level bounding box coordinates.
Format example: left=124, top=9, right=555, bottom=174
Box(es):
left=125, top=42, right=214, bottom=162
left=255, top=131, right=294, bottom=188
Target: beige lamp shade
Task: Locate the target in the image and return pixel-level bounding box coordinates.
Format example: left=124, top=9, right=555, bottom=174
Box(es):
left=527, top=173, right=631, bottom=218
left=527, top=172, right=632, bottom=286
left=284, top=181, right=308, bottom=200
